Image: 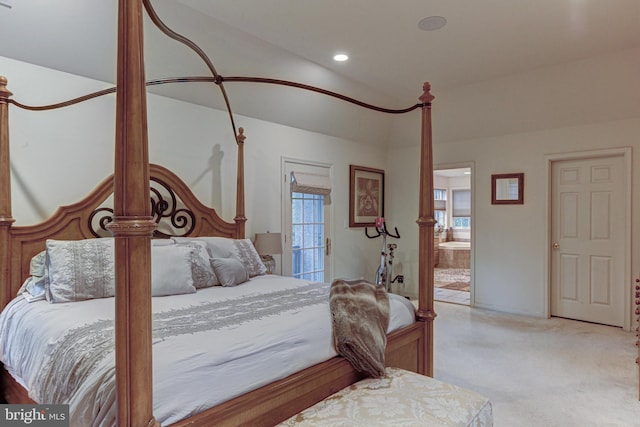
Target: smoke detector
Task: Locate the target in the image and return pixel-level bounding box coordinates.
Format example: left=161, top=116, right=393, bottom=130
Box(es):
left=418, top=16, right=447, bottom=31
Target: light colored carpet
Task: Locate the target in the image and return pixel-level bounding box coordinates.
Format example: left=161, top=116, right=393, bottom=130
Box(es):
left=432, top=301, right=640, bottom=427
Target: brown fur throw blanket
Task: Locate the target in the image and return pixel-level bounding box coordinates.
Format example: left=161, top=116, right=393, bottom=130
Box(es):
left=330, top=279, right=390, bottom=378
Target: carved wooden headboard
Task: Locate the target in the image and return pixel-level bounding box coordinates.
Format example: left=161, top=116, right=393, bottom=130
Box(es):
left=7, top=163, right=242, bottom=304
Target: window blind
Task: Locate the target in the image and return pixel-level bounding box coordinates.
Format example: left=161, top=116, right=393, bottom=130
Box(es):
left=434, top=199, right=446, bottom=211
left=452, top=189, right=471, bottom=217
left=291, top=172, right=331, bottom=199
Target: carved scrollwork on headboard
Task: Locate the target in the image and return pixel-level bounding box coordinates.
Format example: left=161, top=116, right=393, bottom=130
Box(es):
left=150, top=177, right=195, bottom=238
left=89, top=207, right=115, bottom=238
left=88, top=177, right=196, bottom=238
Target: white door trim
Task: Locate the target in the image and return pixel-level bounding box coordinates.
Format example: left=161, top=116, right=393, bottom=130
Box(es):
left=544, top=147, right=632, bottom=330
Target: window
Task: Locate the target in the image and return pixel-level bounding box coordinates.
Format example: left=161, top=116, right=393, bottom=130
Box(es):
left=283, top=162, right=332, bottom=281
left=291, top=192, right=325, bottom=281
left=434, top=188, right=447, bottom=229
left=452, top=189, right=471, bottom=229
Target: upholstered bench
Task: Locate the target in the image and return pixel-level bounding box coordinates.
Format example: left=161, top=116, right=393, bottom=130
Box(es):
left=278, top=367, right=493, bottom=426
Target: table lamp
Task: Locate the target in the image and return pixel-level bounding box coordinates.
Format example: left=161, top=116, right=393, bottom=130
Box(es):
left=253, top=232, right=282, bottom=274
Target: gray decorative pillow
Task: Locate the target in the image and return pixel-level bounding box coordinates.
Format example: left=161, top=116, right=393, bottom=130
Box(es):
left=174, top=240, right=219, bottom=288
left=174, top=237, right=267, bottom=277
left=210, top=257, right=249, bottom=287
left=45, top=239, right=116, bottom=303
left=232, top=239, right=267, bottom=277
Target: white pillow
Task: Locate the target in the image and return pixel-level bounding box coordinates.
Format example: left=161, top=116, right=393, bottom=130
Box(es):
left=45, top=238, right=115, bottom=303
left=17, top=250, right=47, bottom=302
left=29, top=250, right=47, bottom=277
left=151, top=238, right=175, bottom=246
left=151, top=245, right=197, bottom=296
left=173, top=236, right=234, bottom=258
left=44, top=238, right=199, bottom=302
left=19, top=277, right=46, bottom=303
left=210, top=257, right=249, bottom=287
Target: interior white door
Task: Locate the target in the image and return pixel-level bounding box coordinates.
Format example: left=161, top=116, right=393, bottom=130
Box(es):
left=551, top=155, right=625, bottom=326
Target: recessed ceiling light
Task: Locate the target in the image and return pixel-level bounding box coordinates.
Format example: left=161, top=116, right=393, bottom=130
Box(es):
left=418, top=16, right=447, bottom=31
left=333, top=53, right=349, bottom=62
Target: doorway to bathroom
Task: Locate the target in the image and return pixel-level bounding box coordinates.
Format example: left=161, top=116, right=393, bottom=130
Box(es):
left=433, top=166, right=472, bottom=306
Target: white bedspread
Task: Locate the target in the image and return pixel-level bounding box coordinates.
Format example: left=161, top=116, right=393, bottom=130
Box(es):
left=0, top=275, right=416, bottom=426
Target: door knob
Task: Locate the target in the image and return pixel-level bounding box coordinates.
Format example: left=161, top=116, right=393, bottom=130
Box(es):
left=552, top=243, right=560, bottom=249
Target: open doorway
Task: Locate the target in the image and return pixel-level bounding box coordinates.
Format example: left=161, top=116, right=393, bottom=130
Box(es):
left=433, top=167, right=472, bottom=305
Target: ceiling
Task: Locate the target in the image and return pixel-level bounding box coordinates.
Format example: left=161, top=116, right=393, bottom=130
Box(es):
left=0, top=1, right=638, bottom=146
left=435, top=168, right=471, bottom=179
left=180, top=0, right=639, bottom=97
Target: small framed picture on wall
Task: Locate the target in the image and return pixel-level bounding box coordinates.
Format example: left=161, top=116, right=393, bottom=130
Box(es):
left=491, top=172, right=524, bottom=205
left=349, top=165, right=385, bottom=227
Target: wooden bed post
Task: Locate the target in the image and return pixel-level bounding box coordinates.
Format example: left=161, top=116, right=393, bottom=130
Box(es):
left=416, top=82, right=437, bottom=377
left=235, top=127, right=247, bottom=238
left=0, top=77, right=15, bottom=310
left=106, top=1, right=159, bottom=426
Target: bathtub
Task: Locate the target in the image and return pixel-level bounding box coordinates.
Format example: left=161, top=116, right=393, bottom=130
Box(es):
left=439, top=241, right=470, bottom=250
left=438, top=241, right=470, bottom=268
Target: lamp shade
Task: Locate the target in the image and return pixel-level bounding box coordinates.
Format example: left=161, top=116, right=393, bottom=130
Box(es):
left=253, top=232, right=282, bottom=255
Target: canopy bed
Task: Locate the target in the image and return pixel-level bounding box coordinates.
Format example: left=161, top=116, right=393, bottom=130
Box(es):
left=0, top=1, right=438, bottom=426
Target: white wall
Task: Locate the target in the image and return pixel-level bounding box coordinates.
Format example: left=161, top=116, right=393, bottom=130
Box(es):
left=1, top=56, right=388, bottom=283
left=386, top=48, right=640, bottom=320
